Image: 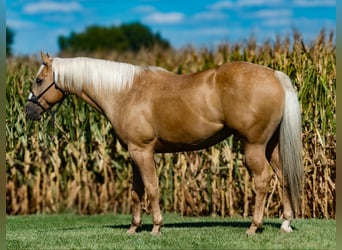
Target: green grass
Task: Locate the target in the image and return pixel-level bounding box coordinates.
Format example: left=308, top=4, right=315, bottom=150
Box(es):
left=6, top=213, right=335, bottom=249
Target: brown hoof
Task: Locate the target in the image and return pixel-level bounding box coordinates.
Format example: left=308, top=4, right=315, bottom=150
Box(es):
left=246, top=224, right=258, bottom=236
left=150, top=231, right=162, bottom=236
left=126, top=224, right=141, bottom=234
left=150, top=225, right=162, bottom=236
left=126, top=229, right=137, bottom=234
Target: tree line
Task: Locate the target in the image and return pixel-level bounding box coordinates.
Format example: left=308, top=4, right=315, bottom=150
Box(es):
left=58, top=22, right=170, bottom=53
left=6, top=22, right=171, bottom=56
left=6, top=27, right=14, bottom=56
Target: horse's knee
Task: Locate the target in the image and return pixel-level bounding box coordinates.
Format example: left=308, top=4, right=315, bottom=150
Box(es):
left=144, top=183, right=160, bottom=200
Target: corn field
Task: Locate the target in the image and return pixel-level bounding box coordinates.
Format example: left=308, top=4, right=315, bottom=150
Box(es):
left=6, top=31, right=335, bottom=219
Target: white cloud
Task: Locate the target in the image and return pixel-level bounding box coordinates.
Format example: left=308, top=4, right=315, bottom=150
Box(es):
left=23, top=1, right=82, bottom=15
left=209, top=1, right=234, bottom=10
left=192, top=11, right=228, bottom=21
left=237, top=0, right=282, bottom=7
left=293, top=0, right=335, bottom=7
left=132, top=5, right=156, bottom=13
left=6, top=19, right=36, bottom=29
left=209, top=0, right=282, bottom=10
left=143, top=12, right=185, bottom=24
left=252, top=9, right=293, bottom=18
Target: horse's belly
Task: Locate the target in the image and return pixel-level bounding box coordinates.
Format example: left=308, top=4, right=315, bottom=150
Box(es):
left=151, top=91, right=227, bottom=152
left=153, top=123, right=230, bottom=153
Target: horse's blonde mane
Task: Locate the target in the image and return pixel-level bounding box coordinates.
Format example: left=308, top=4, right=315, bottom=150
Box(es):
left=52, top=57, right=144, bottom=94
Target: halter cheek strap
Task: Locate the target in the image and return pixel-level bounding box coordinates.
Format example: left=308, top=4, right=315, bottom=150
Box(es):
left=28, top=77, right=68, bottom=111
left=28, top=81, right=56, bottom=111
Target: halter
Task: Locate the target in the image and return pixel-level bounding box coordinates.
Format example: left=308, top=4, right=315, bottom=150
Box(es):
left=28, top=81, right=64, bottom=110
left=28, top=66, right=68, bottom=124
left=28, top=62, right=68, bottom=110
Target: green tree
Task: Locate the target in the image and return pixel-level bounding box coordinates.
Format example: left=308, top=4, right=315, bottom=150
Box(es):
left=6, top=27, right=14, bottom=56
left=58, top=22, right=170, bottom=53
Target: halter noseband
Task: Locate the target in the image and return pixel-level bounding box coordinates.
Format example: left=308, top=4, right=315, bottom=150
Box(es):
left=28, top=71, right=68, bottom=112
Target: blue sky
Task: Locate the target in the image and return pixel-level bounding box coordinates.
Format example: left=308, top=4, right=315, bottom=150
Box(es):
left=6, top=0, right=336, bottom=56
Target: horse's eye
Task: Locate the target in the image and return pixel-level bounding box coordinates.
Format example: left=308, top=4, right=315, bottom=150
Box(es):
left=36, top=78, right=43, bottom=84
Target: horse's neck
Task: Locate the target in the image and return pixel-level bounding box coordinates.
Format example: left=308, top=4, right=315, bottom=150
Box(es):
left=53, top=57, right=142, bottom=116
left=69, top=72, right=119, bottom=116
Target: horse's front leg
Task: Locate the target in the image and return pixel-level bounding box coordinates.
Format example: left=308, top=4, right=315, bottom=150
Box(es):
left=128, top=144, right=163, bottom=235
left=127, top=163, right=145, bottom=234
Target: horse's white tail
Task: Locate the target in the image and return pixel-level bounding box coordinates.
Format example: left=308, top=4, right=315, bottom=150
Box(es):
left=275, top=71, right=303, bottom=214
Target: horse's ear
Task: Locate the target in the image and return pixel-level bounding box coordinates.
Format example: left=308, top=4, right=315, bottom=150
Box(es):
left=41, top=51, right=52, bottom=66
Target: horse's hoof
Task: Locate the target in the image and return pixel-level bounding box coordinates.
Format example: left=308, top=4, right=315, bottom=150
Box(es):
left=280, top=227, right=293, bottom=233
left=246, top=225, right=258, bottom=236
left=150, top=231, right=162, bottom=236
left=280, top=220, right=293, bottom=233
left=126, top=229, right=136, bottom=234
left=126, top=225, right=140, bottom=234
left=151, top=226, right=162, bottom=236
left=246, top=230, right=256, bottom=237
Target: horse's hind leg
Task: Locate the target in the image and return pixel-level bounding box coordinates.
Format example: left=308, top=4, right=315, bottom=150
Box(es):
left=245, top=143, right=272, bottom=236
left=127, top=163, right=145, bottom=234
left=267, top=140, right=294, bottom=233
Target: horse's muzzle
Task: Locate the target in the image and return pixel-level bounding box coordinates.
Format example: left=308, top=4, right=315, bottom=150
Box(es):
left=25, top=102, right=43, bottom=120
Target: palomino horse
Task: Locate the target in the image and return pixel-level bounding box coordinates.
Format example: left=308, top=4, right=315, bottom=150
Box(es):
left=26, top=52, right=303, bottom=236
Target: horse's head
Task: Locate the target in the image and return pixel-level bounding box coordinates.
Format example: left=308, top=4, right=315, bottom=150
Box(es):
left=25, top=52, right=66, bottom=120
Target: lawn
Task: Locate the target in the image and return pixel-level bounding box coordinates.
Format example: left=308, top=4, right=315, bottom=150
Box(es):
left=6, top=213, right=335, bottom=249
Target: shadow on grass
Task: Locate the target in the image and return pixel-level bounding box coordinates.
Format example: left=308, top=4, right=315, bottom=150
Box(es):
left=104, top=220, right=285, bottom=233
left=37, top=218, right=288, bottom=234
